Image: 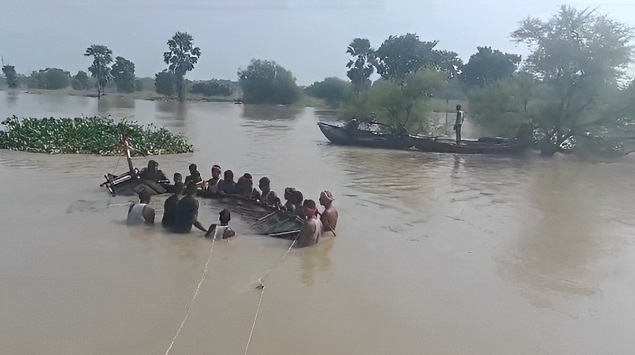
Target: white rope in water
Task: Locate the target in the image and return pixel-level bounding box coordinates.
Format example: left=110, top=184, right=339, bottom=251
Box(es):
left=244, top=236, right=298, bottom=355
left=164, top=235, right=217, bottom=355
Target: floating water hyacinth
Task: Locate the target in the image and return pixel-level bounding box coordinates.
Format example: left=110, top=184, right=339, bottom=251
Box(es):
left=0, top=116, right=194, bottom=155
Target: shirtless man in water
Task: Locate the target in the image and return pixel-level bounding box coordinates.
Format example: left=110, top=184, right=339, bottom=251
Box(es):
left=319, top=190, right=338, bottom=233
left=296, top=199, right=322, bottom=248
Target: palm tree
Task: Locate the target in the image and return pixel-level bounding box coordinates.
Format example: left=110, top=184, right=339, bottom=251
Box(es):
left=163, top=32, right=201, bottom=101
left=346, top=38, right=375, bottom=94
left=84, top=45, right=113, bottom=98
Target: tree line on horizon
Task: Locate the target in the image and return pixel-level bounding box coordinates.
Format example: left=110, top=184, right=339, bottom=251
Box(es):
left=2, top=5, right=635, bottom=156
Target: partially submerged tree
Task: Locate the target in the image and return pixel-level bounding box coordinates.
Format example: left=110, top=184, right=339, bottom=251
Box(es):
left=85, top=45, right=113, bottom=97
left=71, top=71, right=90, bottom=90
left=512, top=5, right=633, bottom=155
left=155, top=70, right=175, bottom=96
left=237, top=59, right=301, bottom=104
left=304, top=77, right=351, bottom=107
left=2, top=65, right=18, bottom=88
left=346, top=38, right=375, bottom=94
left=340, top=70, right=445, bottom=132
left=190, top=80, right=233, bottom=97
left=468, top=74, right=537, bottom=136
left=111, top=56, right=136, bottom=93
left=26, top=68, right=71, bottom=89
left=163, top=32, right=201, bottom=101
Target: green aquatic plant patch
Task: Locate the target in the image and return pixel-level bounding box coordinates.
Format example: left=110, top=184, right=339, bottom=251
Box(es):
left=0, top=116, right=194, bottom=155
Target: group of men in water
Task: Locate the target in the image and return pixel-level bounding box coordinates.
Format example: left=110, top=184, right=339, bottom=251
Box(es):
left=126, top=161, right=338, bottom=248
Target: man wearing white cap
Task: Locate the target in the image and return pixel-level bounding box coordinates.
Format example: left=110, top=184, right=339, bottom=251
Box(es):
left=319, top=190, right=338, bottom=233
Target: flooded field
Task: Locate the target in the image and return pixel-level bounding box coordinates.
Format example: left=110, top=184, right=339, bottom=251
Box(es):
left=1, top=91, right=635, bottom=354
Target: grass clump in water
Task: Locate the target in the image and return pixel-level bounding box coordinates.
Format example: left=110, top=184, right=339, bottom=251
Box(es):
left=0, top=115, right=194, bottom=155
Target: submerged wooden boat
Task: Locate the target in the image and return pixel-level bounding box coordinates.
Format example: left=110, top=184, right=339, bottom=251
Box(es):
left=317, top=121, right=414, bottom=150
left=198, top=192, right=303, bottom=239
left=251, top=212, right=304, bottom=240
left=101, top=134, right=303, bottom=237
left=412, top=136, right=532, bottom=155
left=100, top=135, right=170, bottom=196
left=101, top=171, right=169, bottom=196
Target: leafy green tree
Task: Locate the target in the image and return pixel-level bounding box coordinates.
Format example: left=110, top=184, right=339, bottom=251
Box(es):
left=340, top=70, right=445, bottom=132
left=431, top=50, right=463, bottom=79
left=2, top=65, right=18, bottom=88
left=163, top=32, right=201, bottom=101
left=190, top=80, right=233, bottom=96
left=468, top=74, right=537, bottom=136
left=25, top=68, right=70, bottom=89
left=71, top=71, right=90, bottom=90
left=155, top=70, right=175, bottom=96
left=135, top=77, right=154, bottom=92
left=512, top=5, right=633, bottom=155
left=84, top=45, right=113, bottom=97
left=460, top=46, right=522, bottom=88
left=305, top=77, right=351, bottom=107
left=374, top=33, right=438, bottom=84
left=44, top=68, right=71, bottom=89
left=346, top=38, right=375, bottom=93
left=111, top=56, right=136, bottom=93
left=237, top=59, right=302, bottom=104
left=26, top=71, right=44, bottom=89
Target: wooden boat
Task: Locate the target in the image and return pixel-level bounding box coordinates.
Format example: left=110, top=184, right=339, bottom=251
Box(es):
left=412, top=136, right=533, bottom=155
left=317, top=121, right=414, bottom=150
left=101, top=133, right=303, bottom=238
left=250, top=212, right=304, bottom=240
left=101, top=171, right=169, bottom=196
left=199, top=192, right=304, bottom=239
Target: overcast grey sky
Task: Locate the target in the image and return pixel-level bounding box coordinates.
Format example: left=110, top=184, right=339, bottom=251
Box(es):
left=2, top=0, right=634, bottom=85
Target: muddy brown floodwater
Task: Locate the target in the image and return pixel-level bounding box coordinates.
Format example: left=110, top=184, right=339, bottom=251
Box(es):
left=1, top=91, right=635, bottom=354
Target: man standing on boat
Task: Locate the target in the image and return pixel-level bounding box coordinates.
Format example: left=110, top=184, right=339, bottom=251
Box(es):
left=454, top=104, right=465, bottom=145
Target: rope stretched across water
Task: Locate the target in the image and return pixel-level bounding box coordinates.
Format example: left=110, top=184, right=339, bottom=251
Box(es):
left=244, top=235, right=298, bottom=355
left=164, top=234, right=218, bottom=355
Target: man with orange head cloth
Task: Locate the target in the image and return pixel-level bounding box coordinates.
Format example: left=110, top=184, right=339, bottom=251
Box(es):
left=319, top=190, right=338, bottom=233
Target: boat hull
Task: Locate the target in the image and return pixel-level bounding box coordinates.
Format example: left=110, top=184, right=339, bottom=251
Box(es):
left=317, top=122, right=414, bottom=150
left=101, top=172, right=168, bottom=196
left=413, top=137, right=532, bottom=155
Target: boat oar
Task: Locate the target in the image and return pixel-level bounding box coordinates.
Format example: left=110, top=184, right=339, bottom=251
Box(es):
left=268, top=230, right=300, bottom=238
left=249, top=211, right=277, bottom=228
left=256, top=211, right=277, bottom=222
left=317, top=211, right=337, bottom=237
left=325, top=222, right=337, bottom=237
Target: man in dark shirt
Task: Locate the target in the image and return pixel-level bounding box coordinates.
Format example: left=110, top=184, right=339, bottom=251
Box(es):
left=184, top=163, right=203, bottom=187
left=173, top=183, right=208, bottom=234
left=162, top=182, right=184, bottom=229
